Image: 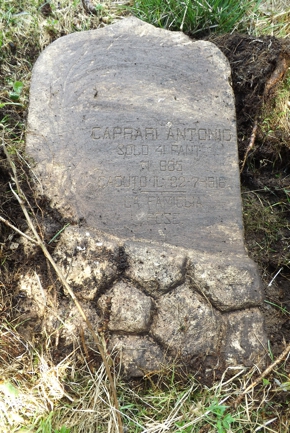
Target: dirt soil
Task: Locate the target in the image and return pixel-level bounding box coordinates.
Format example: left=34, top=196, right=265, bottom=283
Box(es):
left=212, top=33, right=290, bottom=357
left=0, top=32, right=290, bottom=370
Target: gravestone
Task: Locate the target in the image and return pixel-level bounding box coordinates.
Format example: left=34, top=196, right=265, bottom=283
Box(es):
left=26, top=17, right=267, bottom=378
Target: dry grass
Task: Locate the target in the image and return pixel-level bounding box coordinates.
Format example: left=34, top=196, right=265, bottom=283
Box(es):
left=1, top=321, right=288, bottom=433
left=251, top=0, right=290, bottom=37
left=0, top=321, right=121, bottom=432
left=261, top=68, right=290, bottom=149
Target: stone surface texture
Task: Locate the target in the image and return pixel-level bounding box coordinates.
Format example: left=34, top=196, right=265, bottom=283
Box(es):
left=53, top=226, right=119, bottom=300
left=109, top=335, right=166, bottom=378
left=124, top=241, right=187, bottom=297
left=222, top=309, right=267, bottom=367
left=41, top=227, right=266, bottom=376
left=24, top=18, right=267, bottom=378
left=150, top=284, right=222, bottom=357
left=98, top=281, right=153, bottom=333
left=187, top=255, right=263, bottom=311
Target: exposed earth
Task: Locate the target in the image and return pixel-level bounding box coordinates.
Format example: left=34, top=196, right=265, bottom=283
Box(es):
left=212, top=33, right=290, bottom=358
left=0, top=30, right=290, bottom=380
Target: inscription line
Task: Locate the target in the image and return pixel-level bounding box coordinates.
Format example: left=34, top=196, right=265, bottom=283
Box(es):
left=140, top=190, right=187, bottom=193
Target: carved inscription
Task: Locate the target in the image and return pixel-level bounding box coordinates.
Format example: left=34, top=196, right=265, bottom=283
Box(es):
left=88, top=123, right=234, bottom=232
left=95, top=175, right=227, bottom=189
left=91, top=126, right=233, bottom=141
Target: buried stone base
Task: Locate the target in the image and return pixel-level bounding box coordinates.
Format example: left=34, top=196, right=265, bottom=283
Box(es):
left=18, top=226, right=267, bottom=379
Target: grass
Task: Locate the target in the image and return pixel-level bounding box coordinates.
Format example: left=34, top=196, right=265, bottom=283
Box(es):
left=0, top=320, right=117, bottom=433
left=243, top=189, right=290, bottom=267
left=0, top=321, right=289, bottom=433
left=251, top=0, right=290, bottom=36
left=1, top=0, right=290, bottom=432
left=129, top=0, right=262, bottom=35
left=265, top=299, right=290, bottom=316
left=261, top=68, right=290, bottom=148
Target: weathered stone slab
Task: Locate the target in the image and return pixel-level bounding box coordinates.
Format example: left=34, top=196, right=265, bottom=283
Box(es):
left=25, top=18, right=267, bottom=378
left=27, top=17, right=243, bottom=254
